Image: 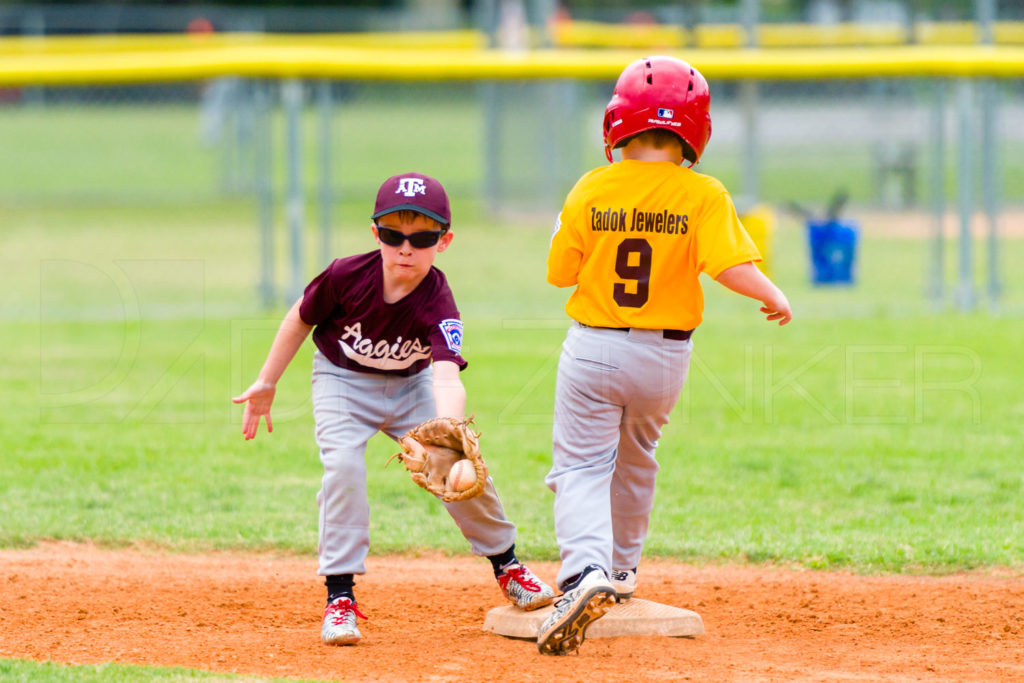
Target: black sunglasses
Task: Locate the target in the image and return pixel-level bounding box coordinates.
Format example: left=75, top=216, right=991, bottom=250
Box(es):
left=375, top=225, right=444, bottom=249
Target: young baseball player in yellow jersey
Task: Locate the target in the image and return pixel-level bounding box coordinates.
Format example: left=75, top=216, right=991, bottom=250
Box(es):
left=537, top=57, right=793, bottom=656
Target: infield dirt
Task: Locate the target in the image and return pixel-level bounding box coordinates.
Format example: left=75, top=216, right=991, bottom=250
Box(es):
left=1, top=542, right=1022, bottom=682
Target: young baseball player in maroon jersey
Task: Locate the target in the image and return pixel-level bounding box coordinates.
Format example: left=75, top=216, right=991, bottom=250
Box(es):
left=233, top=172, right=553, bottom=646
left=537, top=57, right=793, bottom=656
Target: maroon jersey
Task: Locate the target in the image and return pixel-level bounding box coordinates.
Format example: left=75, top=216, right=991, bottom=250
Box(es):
left=299, top=251, right=467, bottom=376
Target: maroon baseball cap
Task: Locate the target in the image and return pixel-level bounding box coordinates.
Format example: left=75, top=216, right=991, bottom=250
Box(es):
left=372, top=172, right=451, bottom=227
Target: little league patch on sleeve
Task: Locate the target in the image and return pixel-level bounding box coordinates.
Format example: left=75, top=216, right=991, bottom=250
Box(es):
left=439, top=319, right=463, bottom=353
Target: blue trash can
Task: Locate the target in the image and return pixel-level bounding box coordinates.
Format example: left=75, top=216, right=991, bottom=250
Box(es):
left=807, top=219, right=858, bottom=285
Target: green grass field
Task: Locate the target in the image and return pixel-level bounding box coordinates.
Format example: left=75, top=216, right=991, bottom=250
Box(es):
left=0, top=660, right=318, bottom=683
left=3, top=196, right=1023, bottom=570
left=2, top=97, right=1023, bottom=680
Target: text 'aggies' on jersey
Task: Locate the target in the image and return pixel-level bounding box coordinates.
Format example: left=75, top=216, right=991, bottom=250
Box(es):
left=546, top=159, right=761, bottom=332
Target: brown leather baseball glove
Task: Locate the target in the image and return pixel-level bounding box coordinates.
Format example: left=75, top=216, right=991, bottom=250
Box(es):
left=389, top=417, right=488, bottom=502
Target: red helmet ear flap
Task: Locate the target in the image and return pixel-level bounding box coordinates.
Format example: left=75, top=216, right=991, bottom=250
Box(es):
left=602, top=108, right=615, bottom=141
left=602, top=107, right=621, bottom=162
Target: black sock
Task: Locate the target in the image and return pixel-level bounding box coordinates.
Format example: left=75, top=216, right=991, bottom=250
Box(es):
left=486, top=544, right=517, bottom=578
left=325, top=574, right=355, bottom=604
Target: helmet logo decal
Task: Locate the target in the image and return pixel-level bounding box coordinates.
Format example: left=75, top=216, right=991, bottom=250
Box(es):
left=396, top=177, right=427, bottom=198
left=657, top=108, right=675, bottom=119
left=648, top=118, right=682, bottom=128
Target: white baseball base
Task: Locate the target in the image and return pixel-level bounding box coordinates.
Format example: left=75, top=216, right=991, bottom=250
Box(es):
left=483, top=598, right=704, bottom=639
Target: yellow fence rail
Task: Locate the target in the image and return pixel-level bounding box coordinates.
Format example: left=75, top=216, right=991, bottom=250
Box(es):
left=3, top=20, right=1023, bottom=56
left=554, top=20, right=1024, bottom=49
left=0, top=30, right=487, bottom=55
left=2, top=42, right=1024, bottom=86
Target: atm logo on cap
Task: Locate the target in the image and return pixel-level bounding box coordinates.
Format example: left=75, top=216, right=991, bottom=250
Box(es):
left=656, top=108, right=675, bottom=119
left=396, top=178, right=427, bottom=197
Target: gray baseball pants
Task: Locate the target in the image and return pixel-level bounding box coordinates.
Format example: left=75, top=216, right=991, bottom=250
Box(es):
left=312, top=351, right=516, bottom=576
left=546, top=323, right=692, bottom=587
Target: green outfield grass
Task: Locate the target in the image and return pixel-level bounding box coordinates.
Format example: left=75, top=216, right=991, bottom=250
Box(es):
left=0, top=659, right=314, bottom=683
left=2, top=196, right=1022, bottom=573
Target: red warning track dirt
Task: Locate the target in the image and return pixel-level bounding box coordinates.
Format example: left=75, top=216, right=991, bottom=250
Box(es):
left=1, top=542, right=1022, bottom=682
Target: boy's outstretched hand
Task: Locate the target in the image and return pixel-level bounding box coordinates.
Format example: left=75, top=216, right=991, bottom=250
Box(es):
left=232, top=381, right=276, bottom=440
left=760, top=292, right=793, bottom=326
left=714, top=262, right=793, bottom=326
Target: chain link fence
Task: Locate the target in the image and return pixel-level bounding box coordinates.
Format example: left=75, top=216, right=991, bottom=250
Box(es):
left=2, top=75, right=1022, bottom=311
left=1, top=4, right=1022, bottom=316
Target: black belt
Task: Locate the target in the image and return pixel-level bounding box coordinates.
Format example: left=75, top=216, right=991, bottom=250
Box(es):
left=662, top=328, right=693, bottom=341
left=584, top=324, right=693, bottom=341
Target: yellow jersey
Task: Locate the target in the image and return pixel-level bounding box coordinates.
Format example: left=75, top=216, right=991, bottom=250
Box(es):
left=547, top=160, right=761, bottom=331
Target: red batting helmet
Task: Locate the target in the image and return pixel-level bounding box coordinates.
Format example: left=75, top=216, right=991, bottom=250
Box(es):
left=602, top=56, right=712, bottom=166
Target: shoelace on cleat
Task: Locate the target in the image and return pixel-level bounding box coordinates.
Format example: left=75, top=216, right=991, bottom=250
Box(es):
left=503, top=565, right=542, bottom=592
left=326, top=599, right=367, bottom=625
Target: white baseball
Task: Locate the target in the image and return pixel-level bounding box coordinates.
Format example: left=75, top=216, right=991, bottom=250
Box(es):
left=447, top=459, right=476, bottom=492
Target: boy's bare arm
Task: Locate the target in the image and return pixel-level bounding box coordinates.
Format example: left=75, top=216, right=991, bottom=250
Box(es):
left=232, top=298, right=314, bottom=439
left=715, top=262, right=793, bottom=326
left=432, top=360, right=466, bottom=419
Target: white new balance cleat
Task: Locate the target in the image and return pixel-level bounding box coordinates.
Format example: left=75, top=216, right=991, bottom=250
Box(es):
left=537, top=566, right=616, bottom=656
left=610, top=567, right=637, bottom=601
left=321, top=596, right=366, bottom=645
left=498, top=563, right=555, bottom=611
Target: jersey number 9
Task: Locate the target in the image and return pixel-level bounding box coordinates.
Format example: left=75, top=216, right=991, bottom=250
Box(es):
left=613, top=238, right=652, bottom=308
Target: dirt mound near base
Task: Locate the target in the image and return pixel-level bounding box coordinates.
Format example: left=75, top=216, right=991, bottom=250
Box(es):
left=1, top=543, right=1022, bottom=682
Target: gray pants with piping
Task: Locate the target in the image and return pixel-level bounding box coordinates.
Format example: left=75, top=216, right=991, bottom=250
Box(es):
left=546, top=323, right=692, bottom=588
left=312, top=351, right=516, bottom=576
